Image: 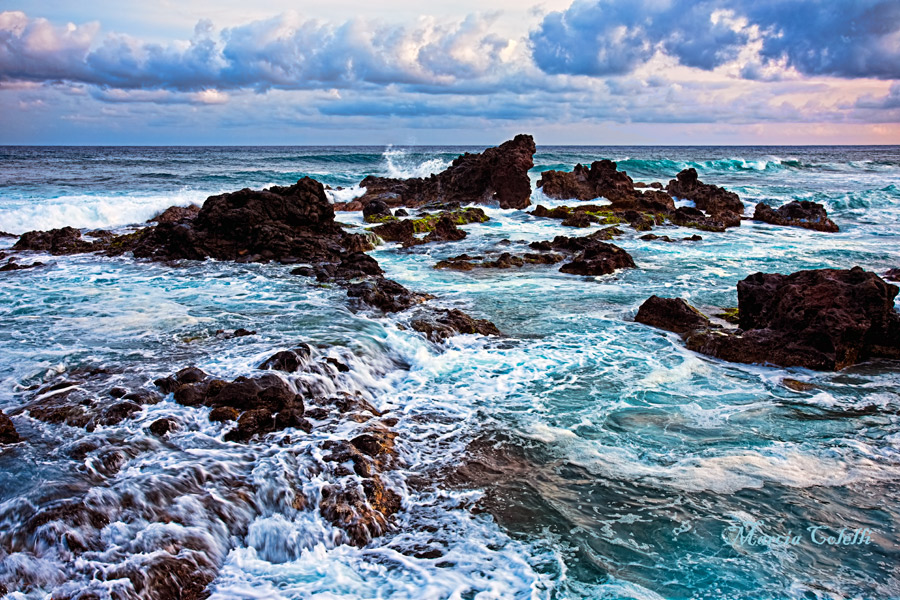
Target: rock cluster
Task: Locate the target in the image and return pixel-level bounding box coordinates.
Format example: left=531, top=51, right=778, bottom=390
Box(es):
left=753, top=200, right=839, bottom=232
left=636, top=267, right=900, bottom=370
left=347, top=135, right=536, bottom=211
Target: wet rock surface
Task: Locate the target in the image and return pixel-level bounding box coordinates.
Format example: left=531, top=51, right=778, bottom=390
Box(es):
left=352, top=135, right=536, bottom=210
left=147, top=204, right=201, bottom=224
left=635, top=296, right=711, bottom=334
left=0, top=411, right=19, bottom=444
left=640, top=267, right=900, bottom=370
left=666, top=168, right=744, bottom=222
left=410, top=308, right=502, bottom=341
left=753, top=200, right=839, bottom=232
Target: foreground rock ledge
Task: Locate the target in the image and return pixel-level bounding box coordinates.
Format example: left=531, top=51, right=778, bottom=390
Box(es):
left=636, top=267, right=900, bottom=371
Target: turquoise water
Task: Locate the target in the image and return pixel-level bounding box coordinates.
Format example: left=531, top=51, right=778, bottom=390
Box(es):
left=0, top=145, right=899, bottom=599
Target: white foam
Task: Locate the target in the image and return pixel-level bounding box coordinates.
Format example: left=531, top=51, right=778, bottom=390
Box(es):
left=382, top=147, right=449, bottom=180
left=0, top=192, right=207, bottom=234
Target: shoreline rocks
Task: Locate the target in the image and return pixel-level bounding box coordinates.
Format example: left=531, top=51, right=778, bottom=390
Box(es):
left=637, top=267, right=900, bottom=370
left=753, top=200, right=839, bottom=232
left=350, top=135, right=536, bottom=211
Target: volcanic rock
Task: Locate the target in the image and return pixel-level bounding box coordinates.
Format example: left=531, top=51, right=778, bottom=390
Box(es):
left=635, top=296, right=711, bottom=334
left=753, top=200, right=839, bottom=232
left=666, top=168, right=743, bottom=220
left=356, top=135, right=536, bottom=210
left=13, top=227, right=96, bottom=255
left=410, top=308, right=501, bottom=341
left=148, top=204, right=201, bottom=224
left=0, top=410, right=19, bottom=444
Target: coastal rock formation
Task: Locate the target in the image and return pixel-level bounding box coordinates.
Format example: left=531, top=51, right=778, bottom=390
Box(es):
left=13, top=226, right=97, bottom=255
left=666, top=168, right=743, bottom=223
left=353, top=135, right=536, bottom=210
left=0, top=410, right=19, bottom=444
left=537, top=160, right=676, bottom=213
left=148, top=204, right=201, bottom=224
left=753, top=200, right=839, bottom=232
left=635, top=296, right=711, bottom=334
left=370, top=208, right=488, bottom=247
left=639, top=267, right=900, bottom=370
left=526, top=231, right=636, bottom=276
left=410, top=308, right=501, bottom=341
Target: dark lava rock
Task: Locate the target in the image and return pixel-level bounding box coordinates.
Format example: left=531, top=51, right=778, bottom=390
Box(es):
left=325, top=357, right=350, bottom=372
left=559, top=242, right=636, bottom=276
left=0, top=410, right=20, bottom=444
left=258, top=344, right=312, bottom=372
left=411, top=308, right=501, bottom=341
left=346, top=277, right=426, bottom=313
left=669, top=206, right=727, bottom=232
left=885, top=268, right=900, bottom=282
left=108, top=551, right=216, bottom=600
left=424, top=215, right=467, bottom=242
left=176, top=366, right=207, bottom=384
left=148, top=417, right=176, bottom=436
left=319, top=475, right=402, bottom=546
left=131, top=177, right=348, bottom=264
left=98, top=401, right=142, bottom=426
left=753, top=200, right=839, bottom=232
left=362, top=199, right=391, bottom=221
left=13, top=226, right=96, bottom=255
left=635, top=296, right=711, bottom=334
left=0, top=259, right=46, bottom=272
left=394, top=208, right=409, bottom=217
left=371, top=219, right=419, bottom=246
left=224, top=408, right=276, bottom=442
left=537, top=160, right=637, bottom=204
left=682, top=267, right=900, bottom=370
left=209, top=406, right=240, bottom=422
left=148, top=204, right=201, bottom=224
left=667, top=168, right=743, bottom=221
left=356, top=135, right=536, bottom=210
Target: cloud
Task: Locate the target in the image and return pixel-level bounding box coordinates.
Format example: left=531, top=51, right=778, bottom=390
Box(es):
left=0, top=10, right=521, bottom=93
left=530, top=0, right=900, bottom=79
left=854, top=82, right=900, bottom=109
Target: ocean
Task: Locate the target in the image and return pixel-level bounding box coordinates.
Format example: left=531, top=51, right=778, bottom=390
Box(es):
left=0, top=145, right=899, bottom=599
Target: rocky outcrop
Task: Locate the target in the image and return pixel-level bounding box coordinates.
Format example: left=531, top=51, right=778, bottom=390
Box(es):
left=0, top=410, right=19, bottom=444
left=635, top=296, right=711, bottom=334
left=666, top=168, right=743, bottom=226
left=885, top=268, right=900, bottom=282
left=346, top=278, right=430, bottom=313
left=527, top=231, right=636, bottom=277
left=354, top=135, right=536, bottom=210
left=753, top=200, right=839, bottom=232
left=13, top=226, right=97, bottom=255
left=640, top=267, right=900, bottom=371
left=537, top=160, right=637, bottom=204
left=370, top=208, right=488, bottom=248
left=410, top=309, right=501, bottom=341
left=148, top=204, right=201, bottom=224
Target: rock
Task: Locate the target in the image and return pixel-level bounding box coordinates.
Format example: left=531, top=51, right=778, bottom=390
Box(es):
left=753, top=200, right=839, bottom=232
left=669, top=206, right=727, bottom=232
left=0, top=259, right=46, bottom=271
left=176, top=366, right=207, bottom=384
left=108, top=552, right=216, bottom=600
left=258, top=345, right=312, bottom=372
left=885, top=268, right=900, bottom=282
left=131, top=177, right=348, bottom=264
left=410, top=308, right=501, bottom=341
left=331, top=252, right=384, bottom=280
left=109, top=387, right=128, bottom=398
left=561, top=212, right=592, bottom=228
left=641, top=233, right=673, bottom=242
left=362, top=199, right=391, bottom=222
left=357, top=135, right=536, bottom=210
left=325, top=357, right=350, bottom=372
left=224, top=408, right=276, bottom=442
left=424, top=215, right=467, bottom=242
left=537, top=160, right=637, bottom=204
left=0, top=410, right=20, bottom=444
left=98, top=401, right=142, bottom=426
left=148, top=204, right=201, bottom=224
left=346, top=277, right=426, bottom=313
left=149, top=417, right=176, bottom=436
left=782, top=378, right=816, bottom=392
left=394, top=208, right=409, bottom=217
left=684, top=267, right=900, bottom=370
left=13, top=226, right=96, bottom=255
left=635, top=296, right=711, bottom=334
left=559, top=241, right=636, bottom=276
left=319, top=476, right=401, bottom=546
left=666, top=168, right=743, bottom=220
left=371, top=219, right=419, bottom=246
left=209, top=406, right=240, bottom=422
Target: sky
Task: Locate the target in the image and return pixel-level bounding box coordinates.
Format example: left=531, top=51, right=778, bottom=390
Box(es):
left=1, top=0, right=899, bottom=145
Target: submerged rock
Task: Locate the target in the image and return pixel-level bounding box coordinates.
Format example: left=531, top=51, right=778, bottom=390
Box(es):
left=410, top=308, right=501, bottom=341
left=346, top=277, right=428, bottom=313
left=356, top=135, right=536, bottom=210
left=258, top=345, right=312, bottom=372
left=641, top=267, right=900, bottom=371
left=753, top=200, right=839, bottom=232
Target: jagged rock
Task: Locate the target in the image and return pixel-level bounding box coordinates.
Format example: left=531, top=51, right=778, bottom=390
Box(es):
left=885, top=268, right=900, bottom=282
left=148, top=417, right=176, bottom=436
left=558, top=240, right=636, bottom=276
left=13, top=227, right=96, bottom=255
left=0, top=410, right=19, bottom=444
left=410, top=308, right=501, bottom=341
left=148, top=204, right=201, bottom=224
left=537, top=160, right=636, bottom=204
left=667, top=168, right=743, bottom=221
left=682, top=267, right=900, bottom=370
left=424, top=215, right=467, bottom=242
left=753, top=200, right=839, bottom=232
left=258, top=345, right=312, bottom=372
left=356, top=135, right=536, bottom=210
left=635, top=296, right=711, bottom=334
left=346, top=277, right=427, bottom=313
left=0, top=259, right=45, bottom=271
left=362, top=199, right=391, bottom=222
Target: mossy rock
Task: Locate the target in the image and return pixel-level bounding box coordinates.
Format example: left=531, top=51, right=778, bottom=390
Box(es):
left=716, top=307, right=740, bottom=324
left=364, top=214, right=398, bottom=224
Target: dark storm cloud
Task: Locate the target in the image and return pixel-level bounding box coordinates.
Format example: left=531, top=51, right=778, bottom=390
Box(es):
left=530, top=0, right=900, bottom=79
